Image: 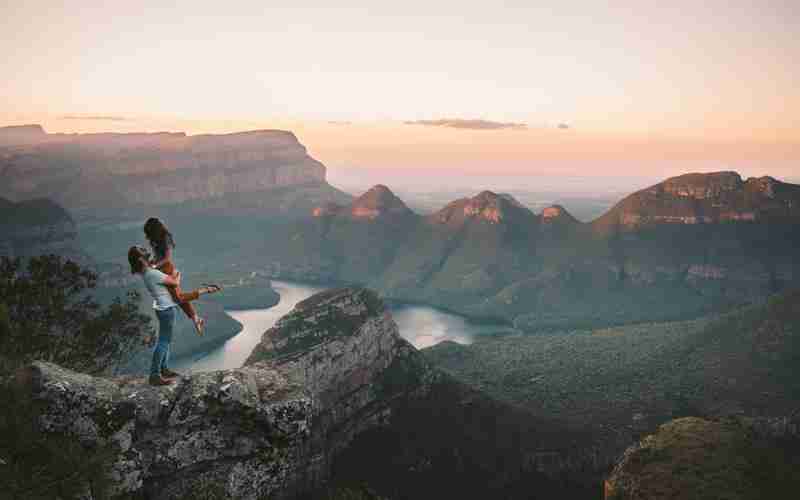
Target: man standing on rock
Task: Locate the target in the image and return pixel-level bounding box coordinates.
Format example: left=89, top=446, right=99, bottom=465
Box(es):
left=127, top=245, right=219, bottom=386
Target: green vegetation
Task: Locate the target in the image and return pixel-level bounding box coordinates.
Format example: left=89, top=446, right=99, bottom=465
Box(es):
left=425, top=290, right=800, bottom=434
left=608, top=417, right=800, bottom=500
left=0, top=256, right=152, bottom=499
left=0, top=255, right=151, bottom=375
left=426, top=317, right=713, bottom=431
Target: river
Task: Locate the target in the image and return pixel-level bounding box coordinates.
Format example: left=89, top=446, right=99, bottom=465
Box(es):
left=175, top=280, right=512, bottom=373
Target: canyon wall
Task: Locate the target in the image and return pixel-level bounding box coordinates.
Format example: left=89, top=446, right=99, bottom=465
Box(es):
left=0, top=126, right=342, bottom=216
left=593, top=171, right=800, bottom=233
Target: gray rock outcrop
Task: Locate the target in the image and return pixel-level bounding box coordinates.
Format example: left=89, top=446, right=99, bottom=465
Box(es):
left=10, top=288, right=430, bottom=499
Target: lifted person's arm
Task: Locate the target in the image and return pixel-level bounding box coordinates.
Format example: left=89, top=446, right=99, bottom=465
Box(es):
left=150, top=245, right=173, bottom=270
left=162, top=270, right=181, bottom=287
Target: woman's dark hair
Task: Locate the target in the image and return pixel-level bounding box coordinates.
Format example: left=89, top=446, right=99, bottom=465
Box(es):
left=144, top=217, right=175, bottom=258
left=128, top=246, right=148, bottom=274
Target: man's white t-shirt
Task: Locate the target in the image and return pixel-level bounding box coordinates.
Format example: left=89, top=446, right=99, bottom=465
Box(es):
left=141, top=268, right=178, bottom=311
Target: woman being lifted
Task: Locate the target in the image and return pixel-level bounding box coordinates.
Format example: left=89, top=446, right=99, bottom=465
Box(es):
left=144, top=217, right=221, bottom=336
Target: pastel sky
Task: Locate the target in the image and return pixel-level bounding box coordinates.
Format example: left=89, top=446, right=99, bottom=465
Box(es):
left=1, top=0, right=797, bottom=183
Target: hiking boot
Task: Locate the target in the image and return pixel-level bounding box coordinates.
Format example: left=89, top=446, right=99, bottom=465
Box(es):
left=162, top=368, right=181, bottom=379
left=148, top=374, right=174, bottom=386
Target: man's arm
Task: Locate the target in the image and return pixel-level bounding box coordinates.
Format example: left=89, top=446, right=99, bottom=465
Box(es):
left=149, top=268, right=180, bottom=287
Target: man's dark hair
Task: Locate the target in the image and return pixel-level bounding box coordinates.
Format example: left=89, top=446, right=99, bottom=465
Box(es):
left=128, top=246, right=148, bottom=274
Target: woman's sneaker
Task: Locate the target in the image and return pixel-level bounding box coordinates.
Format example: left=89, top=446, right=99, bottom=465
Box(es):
left=162, top=368, right=181, bottom=379
left=201, top=283, right=223, bottom=294
left=193, top=317, right=205, bottom=336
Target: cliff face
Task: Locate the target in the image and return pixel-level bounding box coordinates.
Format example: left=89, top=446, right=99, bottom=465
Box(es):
left=0, top=126, right=343, bottom=216
left=9, top=288, right=433, bottom=500
left=0, top=124, right=47, bottom=146
left=245, top=288, right=434, bottom=472
left=593, top=171, right=800, bottom=234
left=16, top=361, right=313, bottom=500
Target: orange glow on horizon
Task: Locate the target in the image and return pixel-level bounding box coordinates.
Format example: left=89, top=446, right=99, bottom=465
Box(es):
left=2, top=112, right=795, bottom=181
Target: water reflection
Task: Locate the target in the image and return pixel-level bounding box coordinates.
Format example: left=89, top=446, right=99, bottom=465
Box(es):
left=173, top=280, right=324, bottom=372
left=391, top=305, right=479, bottom=349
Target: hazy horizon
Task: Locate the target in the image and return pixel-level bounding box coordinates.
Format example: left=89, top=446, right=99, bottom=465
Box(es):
left=2, top=1, right=797, bottom=182
left=2, top=117, right=797, bottom=196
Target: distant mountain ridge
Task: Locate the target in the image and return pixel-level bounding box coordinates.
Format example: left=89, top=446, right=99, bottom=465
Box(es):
left=593, top=171, right=800, bottom=234
left=0, top=124, right=351, bottom=218
left=312, top=184, right=413, bottom=220
left=429, top=190, right=536, bottom=226
left=262, top=172, right=800, bottom=329
left=312, top=171, right=800, bottom=231
left=0, top=124, right=47, bottom=146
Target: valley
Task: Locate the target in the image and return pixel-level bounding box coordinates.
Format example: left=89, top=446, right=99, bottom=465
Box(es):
left=426, top=290, right=800, bottom=433
left=2, top=123, right=799, bottom=500
left=4, top=3, right=800, bottom=497
left=257, top=174, right=800, bottom=332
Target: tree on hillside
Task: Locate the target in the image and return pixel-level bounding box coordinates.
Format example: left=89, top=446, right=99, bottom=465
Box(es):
left=0, top=255, right=152, bottom=498
left=0, top=254, right=151, bottom=374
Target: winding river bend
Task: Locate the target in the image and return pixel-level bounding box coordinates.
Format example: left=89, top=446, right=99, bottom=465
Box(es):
left=175, top=280, right=512, bottom=373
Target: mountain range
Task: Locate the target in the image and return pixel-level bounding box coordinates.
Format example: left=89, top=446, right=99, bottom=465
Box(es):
left=4, top=124, right=798, bottom=329
left=259, top=172, right=800, bottom=329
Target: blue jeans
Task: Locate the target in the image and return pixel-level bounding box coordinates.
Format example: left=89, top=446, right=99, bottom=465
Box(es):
left=150, top=306, right=176, bottom=377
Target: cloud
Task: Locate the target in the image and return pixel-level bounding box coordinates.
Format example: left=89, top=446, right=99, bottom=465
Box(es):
left=403, top=118, right=527, bottom=130
left=60, top=115, right=129, bottom=121
left=327, top=120, right=352, bottom=126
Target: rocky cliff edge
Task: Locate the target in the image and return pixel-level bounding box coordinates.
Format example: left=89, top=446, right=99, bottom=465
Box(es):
left=9, top=287, right=434, bottom=500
